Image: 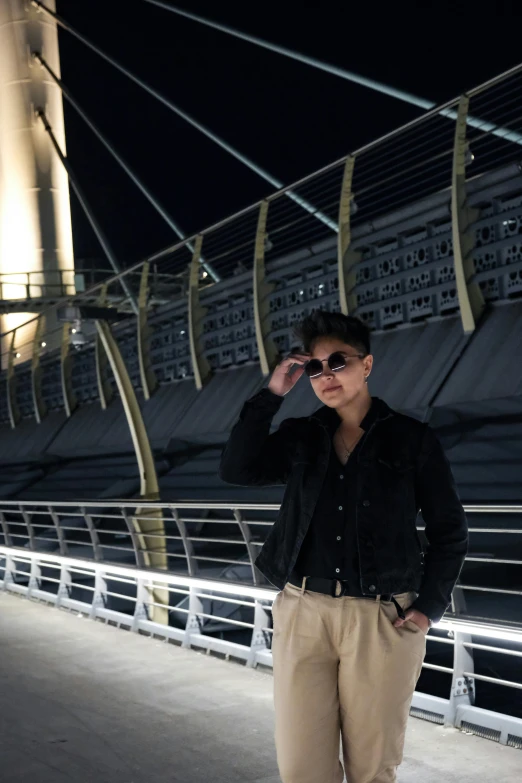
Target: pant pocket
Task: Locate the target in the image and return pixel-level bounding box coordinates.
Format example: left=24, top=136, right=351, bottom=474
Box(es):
left=379, top=596, right=427, bottom=661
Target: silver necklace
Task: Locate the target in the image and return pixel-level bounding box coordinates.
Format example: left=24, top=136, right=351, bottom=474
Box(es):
left=338, top=429, right=362, bottom=457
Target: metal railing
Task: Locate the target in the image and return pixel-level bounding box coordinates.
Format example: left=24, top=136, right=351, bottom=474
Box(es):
left=0, top=498, right=521, bottom=747
left=0, top=267, right=188, bottom=311
left=3, top=61, right=522, bottom=372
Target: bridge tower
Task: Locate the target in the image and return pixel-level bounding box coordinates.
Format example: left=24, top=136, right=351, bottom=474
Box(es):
left=0, top=0, right=74, bottom=355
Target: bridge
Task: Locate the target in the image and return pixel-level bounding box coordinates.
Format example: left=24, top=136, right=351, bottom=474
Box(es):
left=1, top=590, right=521, bottom=783
left=1, top=2, right=522, bottom=781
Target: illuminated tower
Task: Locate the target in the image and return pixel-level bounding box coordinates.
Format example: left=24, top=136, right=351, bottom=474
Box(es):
left=0, top=0, right=74, bottom=357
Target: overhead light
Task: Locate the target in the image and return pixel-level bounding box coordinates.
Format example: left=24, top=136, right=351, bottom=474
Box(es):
left=15, top=352, right=21, bottom=359
left=465, top=146, right=475, bottom=165
left=264, top=235, right=273, bottom=253
left=201, top=271, right=208, bottom=279
left=71, top=328, right=77, bottom=334
left=350, top=198, right=359, bottom=216
left=180, top=330, right=186, bottom=336
left=41, top=341, right=46, bottom=348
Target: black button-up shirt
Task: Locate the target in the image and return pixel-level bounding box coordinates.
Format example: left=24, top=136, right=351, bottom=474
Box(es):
left=293, top=399, right=379, bottom=595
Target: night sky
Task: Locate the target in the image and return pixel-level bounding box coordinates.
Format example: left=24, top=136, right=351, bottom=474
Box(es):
left=56, top=0, right=522, bottom=268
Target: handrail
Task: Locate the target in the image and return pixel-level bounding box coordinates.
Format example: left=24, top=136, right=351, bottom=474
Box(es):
left=2, top=56, right=522, bottom=341
left=0, top=499, right=520, bottom=512
left=1, top=542, right=521, bottom=744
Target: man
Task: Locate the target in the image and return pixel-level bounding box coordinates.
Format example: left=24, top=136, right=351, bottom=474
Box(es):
left=220, top=310, right=468, bottom=783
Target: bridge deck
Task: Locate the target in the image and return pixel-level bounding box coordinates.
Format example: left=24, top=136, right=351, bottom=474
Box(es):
left=0, top=593, right=520, bottom=783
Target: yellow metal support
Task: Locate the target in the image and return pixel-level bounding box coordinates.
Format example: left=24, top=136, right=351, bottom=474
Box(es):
left=137, top=262, right=157, bottom=401
left=95, top=320, right=159, bottom=498
left=337, top=156, right=362, bottom=316
left=188, top=235, right=211, bottom=390
left=60, top=323, right=77, bottom=417
left=31, top=316, right=47, bottom=424
left=95, top=285, right=113, bottom=410
left=95, top=318, right=168, bottom=624
left=253, top=200, right=278, bottom=376
left=6, top=330, right=20, bottom=430
left=451, top=94, right=484, bottom=333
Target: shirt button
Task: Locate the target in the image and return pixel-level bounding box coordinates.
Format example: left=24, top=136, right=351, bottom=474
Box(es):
left=335, top=568, right=340, bottom=574
left=337, top=536, right=342, bottom=541
left=362, top=500, right=370, bottom=507
left=369, top=585, right=376, bottom=592
left=338, top=505, right=343, bottom=511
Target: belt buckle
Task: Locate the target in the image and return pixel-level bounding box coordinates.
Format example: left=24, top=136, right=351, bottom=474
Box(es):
left=334, top=580, right=348, bottom=598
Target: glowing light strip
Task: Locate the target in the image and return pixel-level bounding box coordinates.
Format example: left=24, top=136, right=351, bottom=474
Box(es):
left=0, top=547, right=277, bottom=601
left=1, top=546, right=522, bottom=644
left=435, top=619, right=522, bottom=644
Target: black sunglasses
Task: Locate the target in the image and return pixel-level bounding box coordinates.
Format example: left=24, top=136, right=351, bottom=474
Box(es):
left=305, top=351, right=364, bottom=379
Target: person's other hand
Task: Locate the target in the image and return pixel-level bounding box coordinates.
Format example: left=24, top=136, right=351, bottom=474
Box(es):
left=393, top=608, right=430, bottom=634
left=268, top=353, right=310, bottom=397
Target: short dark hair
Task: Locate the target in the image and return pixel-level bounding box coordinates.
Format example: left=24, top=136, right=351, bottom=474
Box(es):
left=294, top=311, right=371, bottom=356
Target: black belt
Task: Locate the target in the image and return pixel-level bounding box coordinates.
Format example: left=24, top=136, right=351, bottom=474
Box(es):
left=288, top=573, right=406, bottom=620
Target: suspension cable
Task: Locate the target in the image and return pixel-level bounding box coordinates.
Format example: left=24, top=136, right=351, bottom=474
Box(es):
left=143, top=0, right=522, bottom=147
left=36, top=109, right=139, bottom=315
left=32, top=1, right=337, bottom=233
left=33, top=52, right=219, bottom=283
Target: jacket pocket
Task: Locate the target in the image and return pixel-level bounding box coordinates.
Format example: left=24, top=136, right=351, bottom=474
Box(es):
left=377, top=455, right=414, bottom=474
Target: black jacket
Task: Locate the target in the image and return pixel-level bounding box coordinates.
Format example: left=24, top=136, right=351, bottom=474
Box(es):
left=219, top=389, right=468, bottom=623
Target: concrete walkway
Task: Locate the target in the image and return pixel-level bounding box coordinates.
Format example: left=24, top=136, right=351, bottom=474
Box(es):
left=0, top=593, right=520, bottom=783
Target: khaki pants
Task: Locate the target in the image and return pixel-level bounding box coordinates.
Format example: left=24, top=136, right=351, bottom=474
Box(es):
left=271, top=579, right=427, bottom=783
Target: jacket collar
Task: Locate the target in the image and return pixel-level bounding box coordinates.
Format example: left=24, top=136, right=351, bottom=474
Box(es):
left=309, top=396, right=394, bottom=436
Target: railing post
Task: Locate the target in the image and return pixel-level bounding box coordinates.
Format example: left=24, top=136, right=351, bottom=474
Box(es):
left=233, top=509, right=258, bottom=585
left=446, top=629, right=475, bottom=727
left=451, top=94, right=484, bottom=333
left=48, top=505, right=67, bottom=556
left=90, top=567, right=107, bottom=620
left=137, top=261, right=157, bottom=400
left=81, top=506, right=102, bottom=561
left=187, top=235, right=211, bottom=390
left=6, top=330, right=20, bottom=429
left=253, top=200, right=278, bottom=376
left=20, top=505, right=36, bottom=551
left=128, top=505, right=168, bottom=625
left=56, top=561, right=72, bottom=608
left=171, top=508, right=198, bottom=577
left=0, top=511, right=13, bottom=548
left=337, top=155, right=361, bottom=316
left=31, top=315, right=47, bottom=423
left=121, top=506, right=145, bottom=568
left=60, top=323, right=77, bottom=417
left=132, top=576, right=150, bottom=632
left=247, top=599, right=271, bottom=668
left=183, top=583, right=204, bottom=649
left=1, top=551, right=16, bottom=591
left=27, top=556, right=41, bottom=598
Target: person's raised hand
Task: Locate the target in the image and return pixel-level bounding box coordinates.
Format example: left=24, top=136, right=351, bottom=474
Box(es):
left=268, top=353, right=310, bottom=397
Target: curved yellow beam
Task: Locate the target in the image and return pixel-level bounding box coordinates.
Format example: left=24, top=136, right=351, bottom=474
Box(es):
left=253, top=200, right=278, bottom=376
left=188, top=235, right=211, bottom=390
left=138, top=262, right=157, bottom=400
left=337, top=156, right=361, bottom=316
left=451, top=95, right=485, bottom=333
